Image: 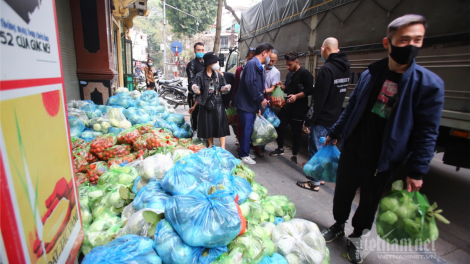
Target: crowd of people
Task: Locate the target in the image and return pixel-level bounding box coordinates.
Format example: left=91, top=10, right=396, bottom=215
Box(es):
left=185, top=14, right=444, bottom=263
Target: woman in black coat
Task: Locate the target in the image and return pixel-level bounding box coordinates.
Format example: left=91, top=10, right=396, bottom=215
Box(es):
left=193, top=52, right=231, bottom=149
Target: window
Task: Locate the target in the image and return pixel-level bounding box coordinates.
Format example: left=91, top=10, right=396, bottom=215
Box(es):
left=220, top=37, right=228, bottom=49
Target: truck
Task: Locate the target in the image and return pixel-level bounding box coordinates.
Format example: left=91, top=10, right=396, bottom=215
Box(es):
left=232, top=0, right=470, bottom=170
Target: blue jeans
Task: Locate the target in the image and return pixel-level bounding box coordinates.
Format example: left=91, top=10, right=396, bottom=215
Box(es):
left=237, top=109, right=256, bottom=158
left=308, top=124, right=331, bottom=185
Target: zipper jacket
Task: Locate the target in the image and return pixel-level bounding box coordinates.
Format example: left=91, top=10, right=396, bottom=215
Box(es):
left=329, top=58, right=444, bottom=179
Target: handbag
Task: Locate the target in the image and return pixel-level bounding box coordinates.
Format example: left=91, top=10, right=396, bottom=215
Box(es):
left=203, top=73, right=220, bottom=111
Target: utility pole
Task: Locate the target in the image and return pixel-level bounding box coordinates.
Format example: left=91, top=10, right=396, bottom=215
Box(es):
left=162, top=0, right=167, bottom=78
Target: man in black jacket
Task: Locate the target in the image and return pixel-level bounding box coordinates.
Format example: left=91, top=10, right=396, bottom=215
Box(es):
left=297, top=38, right=350, bottom=191
left=186, top=42, right=205, bottom=133
left=269, top=51, right=314, bottom=164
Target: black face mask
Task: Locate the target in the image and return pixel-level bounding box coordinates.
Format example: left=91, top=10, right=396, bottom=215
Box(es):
left=389, top=41, right=420, bottom=65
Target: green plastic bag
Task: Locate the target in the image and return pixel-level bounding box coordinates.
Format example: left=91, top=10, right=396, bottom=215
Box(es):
left=271, top=85, right=285, bottom=108
left=377, top=180, right=449, bottom=246
left=226, top=107, right=238, bottom=125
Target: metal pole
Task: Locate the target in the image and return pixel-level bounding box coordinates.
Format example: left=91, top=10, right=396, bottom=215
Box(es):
left=163, top=0, right=167, bottom=78
left=175, top=47, right=178, bottom=78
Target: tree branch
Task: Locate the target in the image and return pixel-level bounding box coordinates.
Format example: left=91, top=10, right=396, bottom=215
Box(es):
left=224, top=0, right=241, bottom=24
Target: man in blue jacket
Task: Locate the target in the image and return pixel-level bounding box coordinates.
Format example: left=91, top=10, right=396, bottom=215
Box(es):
left=321, top=14, right=444, bottom=263
left=234, top=42, right=272, bottom=164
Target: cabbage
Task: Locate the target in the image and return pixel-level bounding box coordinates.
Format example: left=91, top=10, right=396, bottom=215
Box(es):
left=260, top=222, right=276, bottom=239
left=137, top=154, right=174, bottom=181
left=172, top=149, right=193, bottom=162
left=81, top=210, right=124, bottom=255
left=117, top=209, right=163, bottom=238
left=231, top=164, right=256, bottom=185
left=272, top=219, right=327, bottom=264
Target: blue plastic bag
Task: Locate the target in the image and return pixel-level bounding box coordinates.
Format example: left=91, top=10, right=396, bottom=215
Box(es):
left=180, top=122, right=191, bottom=131
left=96, top=105, right=113, bottom=114
left=81, top=129, right=103, bottom=142
left=132, top=176, right=141, bottom=194
left=80, top=103, right=97, bottom=112
left=155, top=106, right=166, bottom=113
left=123, top=107, right=138, bottom=118
left=166, top=114, right=185, bottom=126
left=133, top=179, right=171, bottom=211
left=154, top=220, right=227, bottom=264
left=165, top=183, right=241, bottom=248
left=259, top=253, right=289, bottom=264
left=156, top=111, right=170, bottom=120
left=129, top=113, right=152, bottom=125
left=274, top=217, right=285, bottom=225
left=222, top=175, right=252, bottom=205
left=197, top=146, right=240, bottom=176
left=154, top=119, right=176, bottom=132
left=69, top=116, right=85, bottom=138
left=106, top=93, right=135, bottom=108
left=82, top=234, right=162, bottom=264
left=263, top=107, right=281, bottom=127
left=161, top=154, right=224, bottom=195
left=108, top=127, right=123, bottom=136
left=303, top=137, right=341, bottom=183
left=141, top=90, right=159, bottom=102
left=173, top=127, right=193, bottom=138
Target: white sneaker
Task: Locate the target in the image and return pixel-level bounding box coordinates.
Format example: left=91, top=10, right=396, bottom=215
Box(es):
left=235, top=141, right=239, bottom=145
left=239, top=154, right=256, bottom=159
left=241, top=156, right=256, bottom=165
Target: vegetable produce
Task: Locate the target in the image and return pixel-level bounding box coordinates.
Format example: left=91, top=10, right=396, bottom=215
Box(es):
left=117, top=127, right=141, bottom=145
left=89, top=116, right=112, bottom=134
left=377, top=180, right=449, bottom=246
left=261, top=196, right=296, bottom=222
left=141, top=90, right=159, bottom=102
left=154, top=219, right=227, bottom=264
left=71, top=137, right=86, bottom=150
left=103, top=144, right=131, bottom=160
left=226, top=107, right=238, bottom=125
left=74, top=156, right=88, bottom=173
left=107, top=154, right=136, bottom=167
left=239, top=200, right=272, bottom=225
left=166, top=114, right=185, bottom=126
left=81, top=130, right=103, bottom=142
left=187, top=144, right=206, bottom=153
left=86, top=161, right=108, bottom=184
left=97, top=166, right=139, bottom=189
left=80, top=201, right=93, bottom=229
left=232, top=163, right=256, bottom=185
left=68, top=108, right=90, bottom=126
left=69, top=116, right=86, bottom=138
left=260, top=222, right=276, bottom=239
left=213, top=224, right=275, bottom=264
left=133, top=179, right=171, bottom=211
left=73, top=146, right=97, bottom=163
left=90, top=184, right=135, bottom=218
left=272, top=219, right=328, bottom=264
left=107, top=108, right=132, bottom=129
left=80, top=209, right=124, bottom=255
left=197, top=146, right=240, bottom=176
left=250, top=182, right=268, bottom=201
left=82, top=234, right=162, bottom=264
left=117, top=209, right=164, bottom=238
left=165, top=183, right=241, bottom=248
left=262, top=107, right=281, bottom=127
left=251, top=116, right=278, bottom=146
left=134, top=123, right=154, bottom=135
left=259, top=253, right=288, bottom=264
left=271, top=86, right=286, bottom=108
left=75, top=172, right=89, bottom=186
left=89, top=134, right=117, bottom=159
left=106, top=93, right=136, bottom=108
left=173, top=127, right=193, bottom=138
left=303, top=137, right=340, bottom=183
left=136, top=154, right=174, bottom=181
left=223, top=175, right=252, bottom=205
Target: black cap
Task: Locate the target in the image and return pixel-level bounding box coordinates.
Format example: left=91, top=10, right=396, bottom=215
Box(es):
left=203, top=52, right=220, bottom=67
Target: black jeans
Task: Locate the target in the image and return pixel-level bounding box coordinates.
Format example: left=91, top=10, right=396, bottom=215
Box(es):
left=333, top=146, right=395, bottom=236
left=188, top=94, right=199, bottom=131
left=275, top=110, right=304, bottom=155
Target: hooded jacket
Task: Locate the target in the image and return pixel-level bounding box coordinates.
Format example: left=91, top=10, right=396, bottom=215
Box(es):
left=233, top=57, right=265, bottom=114
left=329, top=58, right=444, bottom=179
left=305, top=52, right=351, bottom=127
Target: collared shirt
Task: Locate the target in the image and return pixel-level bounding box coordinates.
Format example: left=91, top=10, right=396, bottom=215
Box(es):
left=264, top=66, right=280, bottom=90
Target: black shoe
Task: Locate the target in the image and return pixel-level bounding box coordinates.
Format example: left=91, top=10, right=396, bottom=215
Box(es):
left=321, top=223, right=345, bottom=243
left=290, top=156, right=297, bottom=164
left=346, top=236, right=364, bottom=263
left=269, top=149, right=284, bottom=156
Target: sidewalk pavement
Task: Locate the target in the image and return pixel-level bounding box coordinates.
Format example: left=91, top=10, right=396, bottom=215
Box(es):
left=174, top=106, right=465, bottom=264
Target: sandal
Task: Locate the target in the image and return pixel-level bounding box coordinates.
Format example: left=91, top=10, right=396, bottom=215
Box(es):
left=296, top=181, right=320, bottom=192
left=253, top=146, right=264, bottom=157
left=320, top=181, right=325, bottom=185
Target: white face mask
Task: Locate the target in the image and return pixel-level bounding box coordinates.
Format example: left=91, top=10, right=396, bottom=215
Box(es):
left=265, top=53, right=271, bottom=65
left=212, top=63, right=220, bottom=71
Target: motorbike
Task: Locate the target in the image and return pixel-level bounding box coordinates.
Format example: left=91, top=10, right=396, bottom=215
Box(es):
left=160, top=83, right=187, bottom=109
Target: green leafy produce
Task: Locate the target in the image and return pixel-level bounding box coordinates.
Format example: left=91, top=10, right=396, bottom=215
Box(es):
left=213, top=224, right=275, bottom=264
left=117, top=209, right=164, bottom=238
left=89, top=183, right=135, bottom=219
left=261, top=196, right=296, bottom=222
left=97, top=165, right=139, bottom=189
left=232, top=164, right=256, bottom=185
left=377, top=180, right=450, bottom=246
left=250, top=183, right=268, bottom=201
left=251, top=116, right=277, bottom=146
left=239, top=201, right=271, bottom=225
left=80, top=209, right=124, bottom=255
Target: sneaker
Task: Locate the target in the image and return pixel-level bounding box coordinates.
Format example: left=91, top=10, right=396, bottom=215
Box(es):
left=269, top=149, right=284, bottom=156
left=241, top=156, right=256, bottom=165
left=290, top=156, right=298, bottom=164
left=235, top=141, right=239, bottom=145
left=321, top=223, right=345, bottom=243
left=239, top=154, right=256, bottom=159
left=346, top=236, right=364, bottom=263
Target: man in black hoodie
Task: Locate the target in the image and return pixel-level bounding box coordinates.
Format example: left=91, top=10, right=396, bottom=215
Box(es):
left=297, top=38, right=350, bottom=192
